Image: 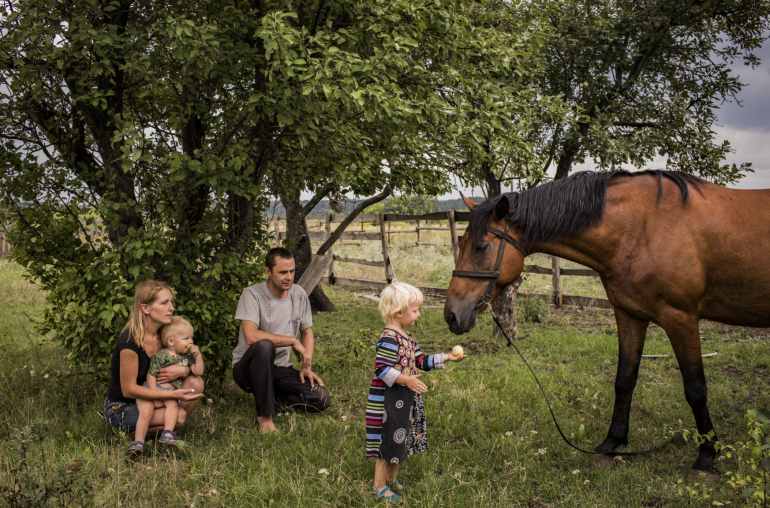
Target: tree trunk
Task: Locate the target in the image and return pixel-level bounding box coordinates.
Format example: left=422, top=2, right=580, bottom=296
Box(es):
left=492, top=277, right=521, bottom=341
left=280, top=191, right=336, bottom=313
left=481, top=145, right=519, bottom=340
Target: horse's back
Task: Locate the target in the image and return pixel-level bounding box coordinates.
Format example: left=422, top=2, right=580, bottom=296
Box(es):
left=694, top=185, right=770, bottom=326
left=605, top=177, right=770, bottom=327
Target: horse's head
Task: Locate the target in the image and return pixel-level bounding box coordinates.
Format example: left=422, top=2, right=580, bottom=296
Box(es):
left=444, top=194, right=526, bottom=335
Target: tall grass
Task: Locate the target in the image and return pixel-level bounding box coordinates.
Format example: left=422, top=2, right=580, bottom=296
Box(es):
left=1, top=259, right=768, bottom=506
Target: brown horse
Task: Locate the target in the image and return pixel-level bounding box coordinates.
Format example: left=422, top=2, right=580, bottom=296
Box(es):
left=444, top=170, right=770, bottom=475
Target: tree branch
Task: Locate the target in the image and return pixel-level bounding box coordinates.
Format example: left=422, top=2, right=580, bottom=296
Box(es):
left=315, top=187, right=391, bottom=256
left=301, top=182, right=336, bottom=217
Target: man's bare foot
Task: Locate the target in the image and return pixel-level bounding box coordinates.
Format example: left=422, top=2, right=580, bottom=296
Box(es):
left=258, top=415, right=277, bottom=433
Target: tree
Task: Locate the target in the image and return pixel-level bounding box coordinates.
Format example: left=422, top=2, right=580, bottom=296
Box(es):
left=385, top=195, right=440, bottom=216
left=531, top=0, right=769, bottom=185
left=0, top=0, right=558, bottom=375
left=254, top=0, right=563, bottom=311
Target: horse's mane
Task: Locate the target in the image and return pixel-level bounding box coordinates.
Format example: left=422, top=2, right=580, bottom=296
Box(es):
left=469, top=170, right=706, bottom=246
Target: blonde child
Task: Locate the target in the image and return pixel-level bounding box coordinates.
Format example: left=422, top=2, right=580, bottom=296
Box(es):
left=136, top=316, right=204, bottom=446
left=365, top=282, right=466, bottom=501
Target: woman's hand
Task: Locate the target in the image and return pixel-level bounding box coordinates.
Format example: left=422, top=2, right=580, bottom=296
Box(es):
left=171, top=388, right=203, bottom=402
left=405, top=374, right=427, bottom=394
left=156, top=364, right=190, bottom=385
left=154, top=400, right=165, bottom=409
left=446, top=353, right=467, bottom=362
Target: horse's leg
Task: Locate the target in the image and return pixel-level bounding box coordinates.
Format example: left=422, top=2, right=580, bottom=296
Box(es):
left=595, top=307, right=649, bottom=460
left=661, top=312, right=717, bottom=475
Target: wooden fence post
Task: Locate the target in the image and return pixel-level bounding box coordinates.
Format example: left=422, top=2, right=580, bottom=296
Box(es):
left=387, top=222, right=391, bottom=246
left=379, top=213, right=392, bottom=283
left=416, top=219, right=420, bottom=246
left=274, top=218, right=280, bottom=247
left=325, top=213, right=334, bottom=281
left=552, top=256, right=563, bottom=308
left=448, top=210, right=459, bottom=262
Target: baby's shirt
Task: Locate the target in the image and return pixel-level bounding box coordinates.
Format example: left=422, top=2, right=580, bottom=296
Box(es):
left=148, top=348, right=197, bottom=390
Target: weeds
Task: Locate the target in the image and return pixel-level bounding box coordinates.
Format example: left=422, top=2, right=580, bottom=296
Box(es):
left=521, top=297, right=550, bottom=323
left=0, top=422, right=92, bottom=507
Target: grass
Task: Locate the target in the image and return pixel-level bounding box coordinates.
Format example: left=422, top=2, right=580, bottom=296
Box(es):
left=2, top=258, right=770, bottom=506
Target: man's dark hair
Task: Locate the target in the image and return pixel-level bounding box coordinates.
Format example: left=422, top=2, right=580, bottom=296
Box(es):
left=265, top=247, right=294, bottom=270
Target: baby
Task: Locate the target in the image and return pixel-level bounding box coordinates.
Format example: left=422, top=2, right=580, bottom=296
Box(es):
left=138, top=316, right=204, bottom=446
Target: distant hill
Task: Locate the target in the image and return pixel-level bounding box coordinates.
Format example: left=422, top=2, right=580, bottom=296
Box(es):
left=265, top=196, right=486, bottom=217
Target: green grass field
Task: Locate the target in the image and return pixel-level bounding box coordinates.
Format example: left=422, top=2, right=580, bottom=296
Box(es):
left=2, top=257, right=769, bottom=507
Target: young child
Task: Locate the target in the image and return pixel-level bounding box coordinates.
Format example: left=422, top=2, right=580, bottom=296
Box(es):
left=136, top=316, right=204, bottom=446
left=365, top=282, right=466, bottom=501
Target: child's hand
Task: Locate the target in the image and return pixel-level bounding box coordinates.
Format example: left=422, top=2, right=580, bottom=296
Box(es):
left=446, top=353, right=468, bottom=362
left=154, top=400, right=165, bottom=409
left=189, top=345, right=201, bottom=356
left=405, top=374, right=427, bottom=394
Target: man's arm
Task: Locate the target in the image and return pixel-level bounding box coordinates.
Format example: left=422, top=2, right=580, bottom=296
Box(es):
left=241, top=320, right=308, bottom=359
left=299, top=327, right=314, bottom=368
left=298, top=327, right=324, bottom=387
left=241, top=320, right=301, bottom=347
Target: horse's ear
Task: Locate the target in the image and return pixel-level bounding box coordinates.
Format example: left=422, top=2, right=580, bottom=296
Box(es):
left=461, top=193, right=478, bottom=212
left=493, top=196, right=510, bottom=221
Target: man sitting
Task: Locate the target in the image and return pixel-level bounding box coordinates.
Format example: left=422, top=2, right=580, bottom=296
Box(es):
left=232, top=247, right=330, bottom=432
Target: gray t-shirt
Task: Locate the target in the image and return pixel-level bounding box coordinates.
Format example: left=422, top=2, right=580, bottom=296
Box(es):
left=232, top=282, right=313, bottom=368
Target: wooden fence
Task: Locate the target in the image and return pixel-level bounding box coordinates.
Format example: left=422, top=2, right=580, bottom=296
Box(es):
left=2, top=213, right=612, bottom=309
left=268, top=211, right=612, bottom=310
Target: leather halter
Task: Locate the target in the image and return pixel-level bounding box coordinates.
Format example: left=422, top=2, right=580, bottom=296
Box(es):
left=451, top=221, right=526, bottom=305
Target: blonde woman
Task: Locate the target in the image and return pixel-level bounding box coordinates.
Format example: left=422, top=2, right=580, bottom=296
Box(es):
left=102, top=280, right=204, bottom=455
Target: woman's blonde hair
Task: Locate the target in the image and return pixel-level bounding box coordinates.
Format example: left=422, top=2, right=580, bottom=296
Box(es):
left=121, top=280, right=175, bottom=349
left=378, top=282, right=423, bottom=323
left=160, top=316, right=194, bottom=348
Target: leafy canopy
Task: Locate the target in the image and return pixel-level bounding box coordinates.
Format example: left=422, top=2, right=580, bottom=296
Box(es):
left=0, top=0, right=554, bottom=378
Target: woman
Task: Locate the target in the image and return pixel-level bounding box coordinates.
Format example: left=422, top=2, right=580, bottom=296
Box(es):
left=102, top=280, right=203, bottom=454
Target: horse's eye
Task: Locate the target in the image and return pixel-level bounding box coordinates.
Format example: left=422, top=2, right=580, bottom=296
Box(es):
left=475, top=244, right=488, bottom=253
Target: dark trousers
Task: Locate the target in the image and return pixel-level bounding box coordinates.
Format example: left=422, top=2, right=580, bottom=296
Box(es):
left=232, top=340, right=331, bottom=416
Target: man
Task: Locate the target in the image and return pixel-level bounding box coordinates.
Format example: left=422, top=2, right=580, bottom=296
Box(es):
left=232, top=247, right=330, bottom=432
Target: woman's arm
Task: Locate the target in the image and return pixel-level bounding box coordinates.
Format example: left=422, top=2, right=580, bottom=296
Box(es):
left=120, top=350, right=200, bottom=402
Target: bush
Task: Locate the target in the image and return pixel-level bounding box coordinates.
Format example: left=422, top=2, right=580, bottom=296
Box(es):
left=0, top=422, right=92, bottom=507
left=520, top=297, right=550, bottom=323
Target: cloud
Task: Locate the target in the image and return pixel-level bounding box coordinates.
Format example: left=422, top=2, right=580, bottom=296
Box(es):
left=715, top=43, right=770, bottom=133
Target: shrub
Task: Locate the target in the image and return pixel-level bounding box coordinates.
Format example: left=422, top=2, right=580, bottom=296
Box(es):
left=520, top=297, right=550, bottom=323
left=0, top=422, right=92, bottom=507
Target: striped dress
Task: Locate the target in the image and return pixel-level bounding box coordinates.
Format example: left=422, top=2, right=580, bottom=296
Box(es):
left=365, top=328, right=445, bottom=463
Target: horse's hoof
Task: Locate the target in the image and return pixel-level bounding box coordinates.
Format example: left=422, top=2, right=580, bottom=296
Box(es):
left=592, top=454, right=616, bottom=469
left=689, top=469, right=720, bottom=482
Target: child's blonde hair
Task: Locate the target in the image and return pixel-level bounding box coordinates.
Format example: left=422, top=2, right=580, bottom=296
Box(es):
left=378, top=282, right=423, bottom=323
left=160, top=316, right=194, bottom=348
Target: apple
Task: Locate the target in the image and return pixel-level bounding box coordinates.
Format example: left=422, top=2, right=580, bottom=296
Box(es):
left=452, top=345, right=464, bottom=356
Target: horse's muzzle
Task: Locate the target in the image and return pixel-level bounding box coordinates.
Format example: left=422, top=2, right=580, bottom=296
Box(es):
left=444, top=303, right=479, bottom=335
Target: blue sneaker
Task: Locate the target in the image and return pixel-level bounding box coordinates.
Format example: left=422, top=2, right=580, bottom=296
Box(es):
left=127, top=441, right=144, bottom=455
left=158, top=430, right=178, bottom=446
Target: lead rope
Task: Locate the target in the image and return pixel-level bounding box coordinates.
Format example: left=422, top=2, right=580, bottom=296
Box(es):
left=486, top=305, right=757, bottom=457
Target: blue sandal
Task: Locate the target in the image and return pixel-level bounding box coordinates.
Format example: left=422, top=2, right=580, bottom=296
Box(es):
left=127, top=441, right=144, bottom=455
left=390, top=479, right=407, bottom=492
left=158, top=430, right=178, bottom=446
left=371, top=486, right=401, bottom=501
